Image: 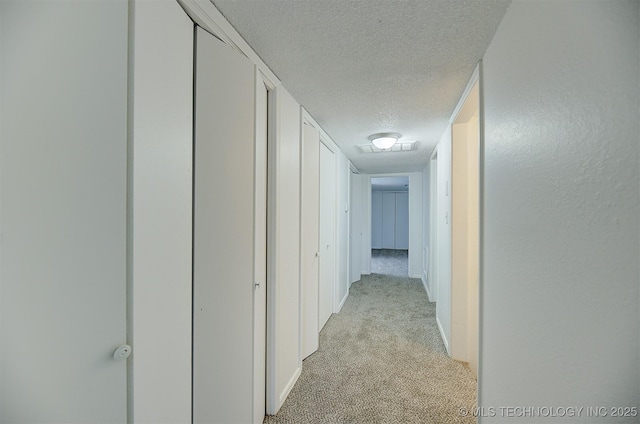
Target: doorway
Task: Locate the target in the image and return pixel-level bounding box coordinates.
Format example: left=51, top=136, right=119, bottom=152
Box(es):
left=450, top=80, right=480, bottom=377
left=370, top=176, right=409, bottom=277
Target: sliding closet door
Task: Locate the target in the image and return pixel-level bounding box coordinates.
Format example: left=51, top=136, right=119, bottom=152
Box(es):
left=371, top=191, right=383, bottom=248
left=0, top=2, right=128, bottom=421
left=395, top=192, right=409, bottom=249
left=301, top=122, right=320, bottom=358
left=381, top=192, right=396, bottom=249
left=193, top=27, right=256, bottom=424
left=319, top=143, right=336, bottom=329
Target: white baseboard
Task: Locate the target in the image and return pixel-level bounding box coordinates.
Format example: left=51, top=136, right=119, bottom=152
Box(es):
left=436, top=316, right=450, bottom=356
left=336, top=289, right=349, bottom=313
left=272, top=366, right=301, bottom=414
left=421, top=271, right=434, bottom=301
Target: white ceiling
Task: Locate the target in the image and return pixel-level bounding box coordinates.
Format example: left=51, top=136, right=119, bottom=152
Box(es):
left=211, top=0, right=511, bottom=174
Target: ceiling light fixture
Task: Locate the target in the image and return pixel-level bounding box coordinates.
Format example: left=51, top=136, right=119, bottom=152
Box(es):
left=368, top=132, right=401, bottom=150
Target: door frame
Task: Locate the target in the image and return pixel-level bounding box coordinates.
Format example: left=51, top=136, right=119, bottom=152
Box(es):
left=177, top=2, right=280, bottom=421
left=254, top=69, right=275, bottom=424
left=365, top=173, right=419, bottom=277
left=447, top=65, right=481, bottom=379
left=429, top=148, right=438, bottom=303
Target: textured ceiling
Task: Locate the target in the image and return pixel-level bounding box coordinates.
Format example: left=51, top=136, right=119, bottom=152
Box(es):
left=211, top=0, right=510, bottom=174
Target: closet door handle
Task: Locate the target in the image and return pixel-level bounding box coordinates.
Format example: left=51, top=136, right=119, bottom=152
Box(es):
left=113, top=345, right=131, bottom=360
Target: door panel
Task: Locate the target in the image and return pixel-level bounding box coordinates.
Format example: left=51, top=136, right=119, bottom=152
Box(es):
left=301, top=123, right=320, bottom=358
left=0, top=1, right=128, bottom=421
left=318, top=143, right=336, bottom=329
left=395, top=192, right=409, bottom=249
left=371, top=191, right=383, bottom=248
left=253, top=79, right=268, bottom=424
left=381, top=192, right=396, bottom=248
left=193, top=27, right=255, bottom=424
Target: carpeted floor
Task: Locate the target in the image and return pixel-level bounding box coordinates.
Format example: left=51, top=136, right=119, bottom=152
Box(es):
left=371, top=249, right=408, bottom=277
left=264, top=252, right=477, bottom=424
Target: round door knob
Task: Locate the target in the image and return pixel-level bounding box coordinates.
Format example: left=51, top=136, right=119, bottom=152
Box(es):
left=113, top=344, right=132, bottom=360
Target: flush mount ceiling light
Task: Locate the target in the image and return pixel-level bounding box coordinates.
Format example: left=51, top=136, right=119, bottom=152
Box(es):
left=368, top=132, right=401, bottom=150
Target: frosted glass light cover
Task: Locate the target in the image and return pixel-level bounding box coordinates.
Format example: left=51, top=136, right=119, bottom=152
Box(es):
left=372, top=136, right=397, bottom=149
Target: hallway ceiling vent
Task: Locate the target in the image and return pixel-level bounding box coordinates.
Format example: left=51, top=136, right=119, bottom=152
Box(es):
left=357, top=140, right=418, bottom=153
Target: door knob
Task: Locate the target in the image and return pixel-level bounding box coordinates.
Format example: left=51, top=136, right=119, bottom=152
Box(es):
left=113, top=344, right=132, bottom=360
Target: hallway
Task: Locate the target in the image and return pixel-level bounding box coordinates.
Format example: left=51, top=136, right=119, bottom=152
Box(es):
left=264, top=270, right=477, bottom=423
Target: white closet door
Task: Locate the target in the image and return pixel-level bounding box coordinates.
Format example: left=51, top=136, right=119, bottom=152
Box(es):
left=193, top=27, right=256, bottom=424
left=0, top=2, right=128, bottom=422
left=301, top=123, right=320, bottom=358
left=395, top=192, right=409, bottom=249
left=381, top=192, right=396, bottom=248
left=253, top=79, right=268, bottom=424
left=319, top=143, right=336, bottom=329
left=371, top=191, right=383, bottom=248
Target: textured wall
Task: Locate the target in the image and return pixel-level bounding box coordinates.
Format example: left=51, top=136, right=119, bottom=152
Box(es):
left=480, top=1, right=639, bottom=421
left=422, top=164, right=431, bottom=297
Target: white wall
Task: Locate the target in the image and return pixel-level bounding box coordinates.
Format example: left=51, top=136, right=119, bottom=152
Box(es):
left=268, top=86, right=302, bottom=414
left=422, top=164, right=431, bottom=298
left=349, top=170, right=363, bottom=285
left=407, top=172, right=423, bottom=278
left=0, top=3, right=3, bottom=406
left=466, top=110, right=479, bottom=378
left=480, top=1, right=639, bottom=420
left=129, top=1, right=193, bottom=422
left=359, top=174, right=372, bottom=275
left=435, top=129, right=452, bottom=354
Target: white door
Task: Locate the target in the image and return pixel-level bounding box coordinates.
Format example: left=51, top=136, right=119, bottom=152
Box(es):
left=395, top=192, right=409, bottom=249
left=253, top=79, right=269, bottom=423
left=371, top=191, right=383, bottom=248
left=0, top=1, right=128, bottom=421
left=193, top=27, right=256, bottom=424
left=301, top=122, right=320, bottom=358
left=381, top=192, right=396, bottom=248
left=319, top=143, right=336, bottom=330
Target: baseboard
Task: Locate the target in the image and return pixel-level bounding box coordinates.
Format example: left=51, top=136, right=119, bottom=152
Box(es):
left=336, top=289, right=349, bottom=313
left=436, top=316, right=450, bottom=356
left=421, top=271, right=433, bottom=301
left=274, top=366, right=301, bottom=414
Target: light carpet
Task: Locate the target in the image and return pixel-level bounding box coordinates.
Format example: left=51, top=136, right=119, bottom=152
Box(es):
left=264, top=267, right=477, bottom=423
left=371, top=249, right=409, bottom=277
